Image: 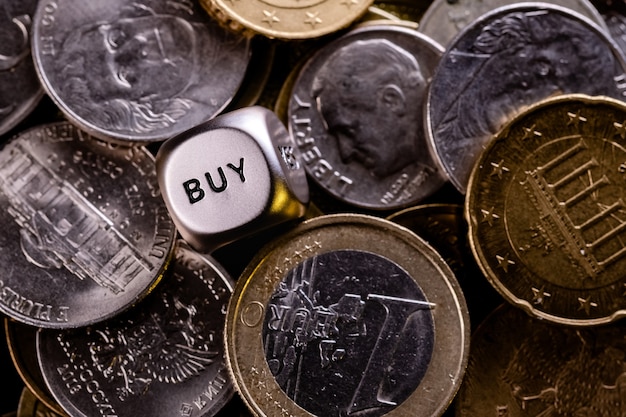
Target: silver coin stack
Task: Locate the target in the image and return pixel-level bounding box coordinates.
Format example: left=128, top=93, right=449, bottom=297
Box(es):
left=2, top=0, right=626, bottom=416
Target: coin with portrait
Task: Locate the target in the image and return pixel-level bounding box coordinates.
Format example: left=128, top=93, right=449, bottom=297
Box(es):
left=427, top=3, right=626, bottom=193
left=289, top=24, right=447, bottom=211
left=32, top=0, right=251, bottom=144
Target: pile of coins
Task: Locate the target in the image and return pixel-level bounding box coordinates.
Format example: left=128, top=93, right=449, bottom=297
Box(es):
left=2, top=0, right=626, bottom=416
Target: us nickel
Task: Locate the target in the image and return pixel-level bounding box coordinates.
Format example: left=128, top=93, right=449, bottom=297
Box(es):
left=0, top=122, right=175, bottom=328
left=289, top=25, right=448, bottom=211
left=31, top=0, right=251, bottom=144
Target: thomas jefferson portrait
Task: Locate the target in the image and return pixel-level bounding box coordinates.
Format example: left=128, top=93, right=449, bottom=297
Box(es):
left=311, top=39, right=428, bottom=178
left=56, top=1, right=242, bottom=135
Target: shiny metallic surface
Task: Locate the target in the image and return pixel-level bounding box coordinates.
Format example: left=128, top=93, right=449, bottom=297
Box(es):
left=226, top=214, right=469, bottom=417
left=157, top=106, right=309, bottom=253
left=288, top=24, right=448, bottom=211
left=456, top=304, right=626, bottom=417
left=37, top=240, right=235, bottom=417
left=427, top=3, right=626, bottom=194
left=0, top=0, right=44, bottom=137
left=466, top=94, right=626, bottom=325
left=418, top=0, right=608, bottom=47
left=0, top=122, right=175, bottom=328
left=31, top=0, right=251, bottom=144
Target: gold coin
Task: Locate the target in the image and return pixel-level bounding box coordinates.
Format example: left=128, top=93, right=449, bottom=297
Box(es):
left=466, top=94, right=626, bottom=325
left=225, top=213, right=469, bottom=417
left=4, top=319, right=66, bottom=416
left=201, top=0, right=374, bottom=40
left=455, top=303, right=626, bottom=416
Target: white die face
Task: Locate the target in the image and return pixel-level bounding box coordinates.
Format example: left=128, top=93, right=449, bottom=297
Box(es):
left=158, top=127, right=271, bottom=247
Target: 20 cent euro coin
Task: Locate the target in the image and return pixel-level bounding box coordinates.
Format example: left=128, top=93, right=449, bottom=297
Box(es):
left=467, top=94, right=626, bottom=325
left=225, top=213, right=469, bottom=417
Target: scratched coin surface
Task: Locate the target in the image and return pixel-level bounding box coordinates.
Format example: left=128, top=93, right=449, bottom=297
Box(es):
left=455, top=303, right=626, bottom=417
left=226, top=213, right=469, bottom=417
left=200, top=0, right=374, bottom=40
left=427, top=3, right=626, bottom=194
left=37, top=240, right=235, bottom=417
left=288, top=24, right=448, bottom=211
left=466, top=94, right=626, bottom=325
left=418, top=0, right=607, bottom=47
left=31, top=0, right=250, bottom=144
left=0, top=122, right=175, bottom=328
left=0, top=0, right=44, bottom=137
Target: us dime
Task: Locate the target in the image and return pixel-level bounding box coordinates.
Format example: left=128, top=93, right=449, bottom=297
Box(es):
left=0, top=0, right=44, bottom=137
left=427, top=3, right=626, bottom=194
left=456, top=304, right=626, bottom=417
left=31, top=0, right=251, bottom=144
left=288, top=24, right=448, bottom=211
left=37, top=240, right=235, bottom=417
left=226, top=213, right=469, bottom=417
left=0, top=122, right=175, bottom=328
left=467, top=94, right=626, bottom=325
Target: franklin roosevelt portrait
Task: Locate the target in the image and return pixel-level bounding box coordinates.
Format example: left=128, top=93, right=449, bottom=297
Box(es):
left=311, top=38, right=428, bottom=178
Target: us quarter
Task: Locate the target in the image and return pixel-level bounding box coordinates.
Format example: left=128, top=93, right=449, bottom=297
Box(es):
left=0, top=122, right=175, bottom=328
left=31, top=0, right=251, bottom=144
left=225, top=213, right=469, bottom=417
left=37, top=240, right=235, bottom=417
left=427, top=3, right=626, bottom=194
left=288, top=24, right=448, bottom=211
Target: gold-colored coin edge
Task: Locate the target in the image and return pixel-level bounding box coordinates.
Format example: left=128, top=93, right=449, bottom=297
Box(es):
left=465, top=93, right=626, bottom=326
left=207, top=0, right=375, bottom=40
left=225, top=213, right=470, bottom=417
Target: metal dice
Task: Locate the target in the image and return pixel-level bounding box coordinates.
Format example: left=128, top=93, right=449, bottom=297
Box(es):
left=156, top=106, right=310, bottom=253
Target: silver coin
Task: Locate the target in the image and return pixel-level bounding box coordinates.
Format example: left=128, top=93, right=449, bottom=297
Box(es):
left=0, top=0, right=44, bottom=137
left=0, top=121, right=175, bottom=328
left=427, top=2, right=626, bottom=194
left=37, top=240, right=235, bottom=417
left=288, top=24, right=448, bottom=211
left=418, top=0, right=608, bottom=47
left=31, top=0, right=251, bottom=144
